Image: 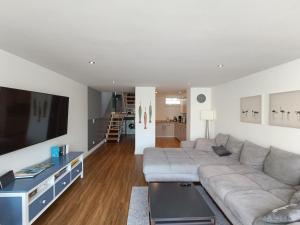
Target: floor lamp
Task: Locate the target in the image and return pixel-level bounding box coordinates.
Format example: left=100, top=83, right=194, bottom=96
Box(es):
left=201, top=110, right=216, bottom=139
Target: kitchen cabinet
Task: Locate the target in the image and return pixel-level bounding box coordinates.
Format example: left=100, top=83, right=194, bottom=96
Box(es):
left=175, top=123, right=186, bottom=141
left=156, top=122, right=174, bottom=137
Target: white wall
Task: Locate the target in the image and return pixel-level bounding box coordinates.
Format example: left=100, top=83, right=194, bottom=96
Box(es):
left=212, top=59, right=300, bottom=154
left=0, top=50, right=88, bottom=175
left=135, top=87, right=156, bottom=154
left=187, top=88, right=212, bottom=140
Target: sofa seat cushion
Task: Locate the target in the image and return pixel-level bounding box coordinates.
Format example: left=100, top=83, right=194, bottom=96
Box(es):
left=240, top=141, right=270, bottom=171
left=270, top=188, right=296, bottom=203
left=227, top=164, right=258, bottom=174
left=244, top=172, right=291, bottom=191
left=225, top=189, right=286, bottom=225
left=225, top=136, right=244, bottom=160
left=264, top=147, right=300, bottom=186
left=198, top=165, right=235, bottom=183
left=167, top=157, right=199, bottom=174
left=207, top=174, right=261, bottom=201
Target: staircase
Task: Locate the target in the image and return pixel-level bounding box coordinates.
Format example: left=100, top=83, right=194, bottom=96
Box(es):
left=124, top=93, right=135, bottom=116
left=105, top=112, right=124, bottom=142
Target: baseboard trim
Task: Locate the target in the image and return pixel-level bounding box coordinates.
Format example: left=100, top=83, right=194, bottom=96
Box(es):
left=84, top=140, right=105, bottom=158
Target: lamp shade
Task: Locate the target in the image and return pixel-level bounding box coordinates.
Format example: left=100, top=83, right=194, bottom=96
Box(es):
left=201, top=110, right=216, bottom=121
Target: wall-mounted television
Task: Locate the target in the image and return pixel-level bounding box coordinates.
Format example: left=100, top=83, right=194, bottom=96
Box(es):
left=0, top=86, right=69, bottom=156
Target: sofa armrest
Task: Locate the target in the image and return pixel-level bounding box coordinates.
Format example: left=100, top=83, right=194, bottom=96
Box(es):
left=180, top=140, right=196, bottom=148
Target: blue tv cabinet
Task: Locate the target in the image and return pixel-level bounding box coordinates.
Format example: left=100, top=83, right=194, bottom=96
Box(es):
left=0, top=152, right=84, bottom=225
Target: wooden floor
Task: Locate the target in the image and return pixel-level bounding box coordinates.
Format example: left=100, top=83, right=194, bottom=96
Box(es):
left=34, top=136, right=179, bottom=225
left=155, top=137, right=180, bottom=148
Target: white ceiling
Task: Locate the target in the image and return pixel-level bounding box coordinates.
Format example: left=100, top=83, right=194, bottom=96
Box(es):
left=1, top=0, right=300, bottom=92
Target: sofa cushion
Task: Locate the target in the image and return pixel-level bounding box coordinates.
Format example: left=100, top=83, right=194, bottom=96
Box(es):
left=198, top=165, right=234, bottom=183
left=261, top=203, right=300, bottom=224
left=215, top=133, right=229, bottom=146
left=244, top=172, right=291, bottom=190
left=240, top=141, right=270, bottom=171
left=264, top=147, right=300, bottom=186
left=290, top=190, right=300, bottom=204
left=195, top=138, right=215, bottom=151
left=207, top=174, right=260, bottom=201
left=270, top=188, right=296, bottom=203
left=225, top=189, right=286, bottom=225
left=212, top=145, right=232, bottom=156
left=225, top=136, right=244, bottom=160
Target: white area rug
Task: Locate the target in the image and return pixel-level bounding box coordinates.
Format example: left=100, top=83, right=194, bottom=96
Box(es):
left=127, top=186, right=231, bottom=225
left=127, top=186, right=149, bottom=225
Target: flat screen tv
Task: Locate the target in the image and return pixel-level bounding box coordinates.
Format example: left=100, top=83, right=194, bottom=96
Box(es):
left=0, top=86, right=69, bottom=156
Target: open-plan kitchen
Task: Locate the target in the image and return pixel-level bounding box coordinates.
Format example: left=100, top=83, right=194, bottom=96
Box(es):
left=155, top=91, right=187, bottom=144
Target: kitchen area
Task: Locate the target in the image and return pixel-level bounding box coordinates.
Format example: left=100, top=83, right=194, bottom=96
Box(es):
left=156, top=91, right=187, bottom=142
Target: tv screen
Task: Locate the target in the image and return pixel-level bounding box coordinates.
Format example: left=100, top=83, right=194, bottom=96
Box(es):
left=0, top=86, right=69, bottom=156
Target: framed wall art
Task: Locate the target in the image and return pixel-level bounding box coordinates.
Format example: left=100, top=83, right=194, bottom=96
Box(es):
left=240, top=95, right=262, bottom=124
left=269, top=90, right=300, bottom=129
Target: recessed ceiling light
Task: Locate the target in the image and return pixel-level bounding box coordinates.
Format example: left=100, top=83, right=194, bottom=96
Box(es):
left=89, top=61, right=96, bottom=64
left=217, top=64, right=224, bottom=68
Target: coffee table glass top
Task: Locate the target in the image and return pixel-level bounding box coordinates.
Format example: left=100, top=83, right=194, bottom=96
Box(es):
left=149, top=183, right=215, bottom=222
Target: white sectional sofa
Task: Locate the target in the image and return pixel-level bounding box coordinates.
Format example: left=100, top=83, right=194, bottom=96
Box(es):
left=143, top=134, right=300, bottom=225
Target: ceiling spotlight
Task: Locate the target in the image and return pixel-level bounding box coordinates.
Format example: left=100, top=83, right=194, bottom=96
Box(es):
left=89, top=61, right=96, bottom=65
left=217, top=64, right=224, bottom=68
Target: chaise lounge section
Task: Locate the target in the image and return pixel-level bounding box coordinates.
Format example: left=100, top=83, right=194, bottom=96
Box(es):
left=143, top=134, right=300, bottom=225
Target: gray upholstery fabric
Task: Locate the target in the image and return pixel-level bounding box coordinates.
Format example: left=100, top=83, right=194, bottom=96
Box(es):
left=240, top=141, right=270, bottom=171
left=226, top=136, right=244, bottom=160
left=225, top=189, right=286, bottom=225
left=195, top=138, right=215, bottom=151
left=180, top=140, right=196, bottom=148
left=261, top=203, right=300, bottom=224
left=207, top=174, right=260, bottom=201
left=244, top=172, right=290, bottom=190
left=290, top=190, right=300, bottom=204
left=143, top=138, right=299, bottom=225
left=264, top=147, right=300, bottom=186
left=269, top=188, right=296, bottom=203
left=215, top=133, right=230, bottom=146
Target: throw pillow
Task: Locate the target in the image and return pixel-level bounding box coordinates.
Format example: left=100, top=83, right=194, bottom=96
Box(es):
left=262, top=203, right=300, bottom=223
left=215, top=133, right=230, bottom=146
left=212, top=145, right=232, bottom=157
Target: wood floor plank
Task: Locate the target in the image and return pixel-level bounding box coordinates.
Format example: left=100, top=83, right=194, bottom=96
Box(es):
left=156, top=137, right=180, bottom=148
left=34, top=136, right=179, bottom=225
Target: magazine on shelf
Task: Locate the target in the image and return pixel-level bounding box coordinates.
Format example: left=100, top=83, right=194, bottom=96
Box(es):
left=15, top=162, right=54, bottom=179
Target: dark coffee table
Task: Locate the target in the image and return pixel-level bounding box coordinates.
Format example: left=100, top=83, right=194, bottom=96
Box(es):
left=148, top=183, right=215, bottom=225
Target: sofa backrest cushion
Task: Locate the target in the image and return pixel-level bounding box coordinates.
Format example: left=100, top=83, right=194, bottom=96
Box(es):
left=264, top=146, right=300, bottom=186
left=240, top=141, right=270, bottom=171
left=195, top=139, right=214, bottom=152
left=225, top=136, right=244, bottom=160
left=215, top=133, right=229, bottom=146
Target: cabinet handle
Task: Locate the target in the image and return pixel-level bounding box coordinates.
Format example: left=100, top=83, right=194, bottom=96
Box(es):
left=76, top=170, right=80, bottom=173
left=63, top=182, right=67, bottom=185
left=42, top=200, right=47, bottom=204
